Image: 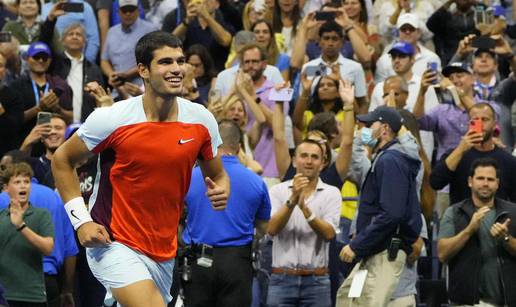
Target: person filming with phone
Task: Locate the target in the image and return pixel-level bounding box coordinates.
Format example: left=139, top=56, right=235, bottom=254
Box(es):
left=437, top=157, right=516, bottom=307
left=430, top=103, right=516, bottom=206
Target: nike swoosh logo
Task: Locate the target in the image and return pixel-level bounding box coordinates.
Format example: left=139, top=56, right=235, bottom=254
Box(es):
left=70, top=209, right=79, bottom=220
left=179, top=138, right=194, bottom=144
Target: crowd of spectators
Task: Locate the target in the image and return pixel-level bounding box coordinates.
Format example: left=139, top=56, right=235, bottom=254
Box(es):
left=0, top=0, right=516, bottom=306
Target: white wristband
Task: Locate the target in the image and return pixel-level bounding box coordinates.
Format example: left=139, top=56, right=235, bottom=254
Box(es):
left=64, top=197, right=93, bottom=230
left=306, top=212, right=316, bottom=223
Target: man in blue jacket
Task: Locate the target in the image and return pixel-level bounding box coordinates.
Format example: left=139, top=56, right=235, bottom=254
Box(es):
left=336, top=106, right=422, bottom=306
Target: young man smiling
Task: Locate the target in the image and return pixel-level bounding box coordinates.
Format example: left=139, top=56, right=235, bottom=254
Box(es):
left=52, top=31, right=230, bottom=306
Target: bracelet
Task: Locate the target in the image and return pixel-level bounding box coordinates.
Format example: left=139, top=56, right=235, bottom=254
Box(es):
left=342, top=105, right=354, bottom=112
left=16, top=223, right=27, bottom=231
left=286, top=199, right=296, bottom=209
left=306, top=212, right=316, bottom=223
left=344, top=25, right=354, bottom=34
left=65, top=197, right=93, bottom=230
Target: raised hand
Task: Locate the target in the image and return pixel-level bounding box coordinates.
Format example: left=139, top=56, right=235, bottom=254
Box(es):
left=339, top=79, right=355, bottom=106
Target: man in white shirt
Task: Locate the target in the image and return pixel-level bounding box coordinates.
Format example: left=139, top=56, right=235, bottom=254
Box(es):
left=267, top=139, right=341, bottom=306
left=375, top=13, right=441, bottom=83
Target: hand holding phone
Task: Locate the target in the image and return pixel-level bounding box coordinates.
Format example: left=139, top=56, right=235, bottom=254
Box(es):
left=427, top=62, right=439, bottom=84
left=315, top=11, right=336, bottom=21
left=269, top=88, right=294, bottom=102
left=469, top=118, right=483, bottom=134
left=37, top=111, right=52, bottom=126
left=61, top=2, right=84, bottom=12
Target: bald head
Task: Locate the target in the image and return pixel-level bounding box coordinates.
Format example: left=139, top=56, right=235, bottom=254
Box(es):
left=218, top=119, right=242, bottom=153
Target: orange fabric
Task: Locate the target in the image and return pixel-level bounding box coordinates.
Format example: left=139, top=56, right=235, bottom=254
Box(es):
left=91, top=122, right=213, bottom=262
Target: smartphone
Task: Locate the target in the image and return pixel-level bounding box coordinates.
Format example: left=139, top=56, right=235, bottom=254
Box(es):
left=305, top=65, right=330, bottom=77
left=470, top=118, right=483, bottom=134
left=113, top=75, right=126, bottom=85
left=471, top=36, right=496, bottom=49
left=269, top=88, right=294, bottom=102
left=495, top=211, right=510, bottom=224
left=427, top=62, right=438, bottom=84
left=37, top=112, right=52, bottom=125
left=0, top=32, right=11, bottom=43
left=61, top=2, right=84, bottom=13
left=315, top=11, right=336, bottom=21
left=474, top=6, right=485, bottom=25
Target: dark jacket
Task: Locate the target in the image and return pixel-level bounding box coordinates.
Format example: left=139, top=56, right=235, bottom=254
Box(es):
left=350, top=140, right=422, bottom=258
left=50, top=53, right=104, bottom=123
left=0, top=85, right=24, bottom=157
left=447, top=198, right=516, bottom=306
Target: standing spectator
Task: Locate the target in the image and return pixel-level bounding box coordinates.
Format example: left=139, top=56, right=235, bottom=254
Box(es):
left=0, top=162, right=54, bottom=307
left=267, top=139, right=341, bottom=306
left=0, top=55, right=24, bottom=157
left=0, top=151, right=78, bottom=307
left=252, top=19, right=290, bottom=81
left=186, top=44, right=217, bottom=105
left=375, top=13, right=441, bottom=84
left=182, top=120, right=271, bottom=307
left=165, top=0, right=234, bottom=71
left=426, top=0, right=477, bottom=65
left=430, top=103, right=516, bottom=205
left=336, top=106, right=422, bottom=306
left=3, top=41, right=73, bottom=148
left=50, top=23, right=104, bottom=123
left=301, top=20, right=368, bottom=114
left=2, top=0, right=62, bottom=51
left=101, top=0, right=157, bottom=94
left=41, top=0, right=100, bottom=62
left=437, top=158, right=516, bottom=306
left=272, top=0, right=302, bottom=55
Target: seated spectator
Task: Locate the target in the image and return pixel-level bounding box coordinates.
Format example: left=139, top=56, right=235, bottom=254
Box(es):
left=437, top=158, right=516, bottom=306
left=3, top=41, right=73, bottom=148
left=41, top=0, right=99, bottom=62
left=213, top=31, right=284, bottom=96
left=430, top=103, right=516, bottom=204
left=301, top=20, right=368, bottom=113
left=100, top=0, right=157, bottom=95
left=0, top=150, right=78, bottom=307
left=49, top=23, right=105, bottom=123
left=165, top=0, right=234, bottom=71
left=20, top=114, right=66, bottom=187
left=266, top=139, right=341, bottom=307
left=426, top=0, right=477, bottom=65
left=271, top=0, right=302, bottom=55
left=375, top=13, right=441, bottom=84
left=252, top=19, right=290, bottom=81
left=0, top=162, right=54, bottom=307
left=0, top=54, right=24, bottom=157
left=377, top=0, right=434, bottom=46
left=186, top=44, right=217, bottom=105
left=2, top=0, right=62, bottom=52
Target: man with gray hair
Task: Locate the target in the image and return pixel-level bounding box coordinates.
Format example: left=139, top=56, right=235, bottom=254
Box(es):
left=213, top=30, right=284, bottom=96
left=50, top=23, right=104, bottom=123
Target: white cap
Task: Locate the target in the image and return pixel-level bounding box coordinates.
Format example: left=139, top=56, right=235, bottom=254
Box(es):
left=396, top=13, right=420, bottom=29
left=119, top=0, right=138, bottom=8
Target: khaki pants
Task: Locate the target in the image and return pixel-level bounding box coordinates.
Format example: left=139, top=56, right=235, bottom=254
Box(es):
left=336, top=250, right=406, bottom=307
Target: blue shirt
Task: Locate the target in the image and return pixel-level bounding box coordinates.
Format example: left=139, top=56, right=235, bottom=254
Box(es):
left=183, top=155, right=271, bottom=247
left=41, top=0, right=99, bottom=62
left=0, top=179, right=78, bottom=275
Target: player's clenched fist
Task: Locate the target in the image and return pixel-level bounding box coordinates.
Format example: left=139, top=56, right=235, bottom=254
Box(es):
left=77, top=222, right=112, bottom=247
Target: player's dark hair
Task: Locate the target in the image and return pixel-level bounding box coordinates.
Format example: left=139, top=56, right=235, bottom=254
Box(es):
left=135, top=31, right=183, bottom=67
left=470, top=157, right=499, bottom=178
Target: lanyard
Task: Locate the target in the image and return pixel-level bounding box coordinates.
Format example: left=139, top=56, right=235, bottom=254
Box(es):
left=31, top=79, right=49, bottom=105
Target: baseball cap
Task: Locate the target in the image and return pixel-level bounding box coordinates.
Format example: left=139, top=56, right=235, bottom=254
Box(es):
left=396, top=13, right=420, bottom=29
left=119, top=0, right=138, bottom=8
left=356, top=106, right=403, bottom=133
left=27, top=41, right=51, bottom=58
left=473, top=48, right=497, bottom=58
left=442, top=62, right=473, bottom=77
left=388, top=41, right=415, bottom=56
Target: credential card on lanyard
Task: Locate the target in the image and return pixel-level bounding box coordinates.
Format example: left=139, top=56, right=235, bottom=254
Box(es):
left=348, top=269, right=368, bottom=298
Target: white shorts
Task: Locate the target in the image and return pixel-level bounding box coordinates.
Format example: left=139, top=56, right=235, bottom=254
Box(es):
left=86, top=241, right=175, bottom=305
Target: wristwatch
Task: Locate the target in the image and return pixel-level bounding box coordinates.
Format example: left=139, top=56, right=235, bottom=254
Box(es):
left=16, top=223, right=27, bottom=231
left=286, top=199, right=296, bottom=209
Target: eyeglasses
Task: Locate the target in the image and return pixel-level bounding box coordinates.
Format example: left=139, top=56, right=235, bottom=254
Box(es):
left=120, top=5, right=137, bottom=13
left=399, top=26, right=416, bottom=33
left=32, top=54, right=50, bottom=62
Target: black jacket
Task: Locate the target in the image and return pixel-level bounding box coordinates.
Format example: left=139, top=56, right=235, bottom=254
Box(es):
left=448, top=198, right=516, bottom=306
left=50, top=53, right=104, bottom=123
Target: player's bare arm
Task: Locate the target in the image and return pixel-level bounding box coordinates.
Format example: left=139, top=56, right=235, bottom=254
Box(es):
left=52, top=134, right=112, bottom=247
left=199, top=154, right=230, bottom=210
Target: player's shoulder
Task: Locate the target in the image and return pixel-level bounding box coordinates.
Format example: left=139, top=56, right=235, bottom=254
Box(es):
left=177, top=98, right=217, bottom=126
left=86, top=96, right=144, bottom=126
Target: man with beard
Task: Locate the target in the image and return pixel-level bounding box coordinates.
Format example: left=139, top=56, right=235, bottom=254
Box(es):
left=19, top=114, right=66, bottom=188
left=437, top=158, right=516, bottom=306
left=267, top=139, right=341, bottom=306
left=431, top=103, right=516, bottom=205
left=51, top=32, right=229, bottom=306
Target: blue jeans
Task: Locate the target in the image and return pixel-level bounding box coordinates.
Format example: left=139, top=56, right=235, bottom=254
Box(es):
left=267, top=273, right=331, bottom=307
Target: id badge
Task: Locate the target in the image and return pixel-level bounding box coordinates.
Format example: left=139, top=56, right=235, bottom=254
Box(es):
left=348, top=269, right=368, bottom=298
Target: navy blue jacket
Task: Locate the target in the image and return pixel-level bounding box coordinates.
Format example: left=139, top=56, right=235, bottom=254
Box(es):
left=350, top=140, right=422, bottom=258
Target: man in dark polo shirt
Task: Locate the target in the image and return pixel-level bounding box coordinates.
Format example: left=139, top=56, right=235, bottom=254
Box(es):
left=0, top=162, right=54, bottom=307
